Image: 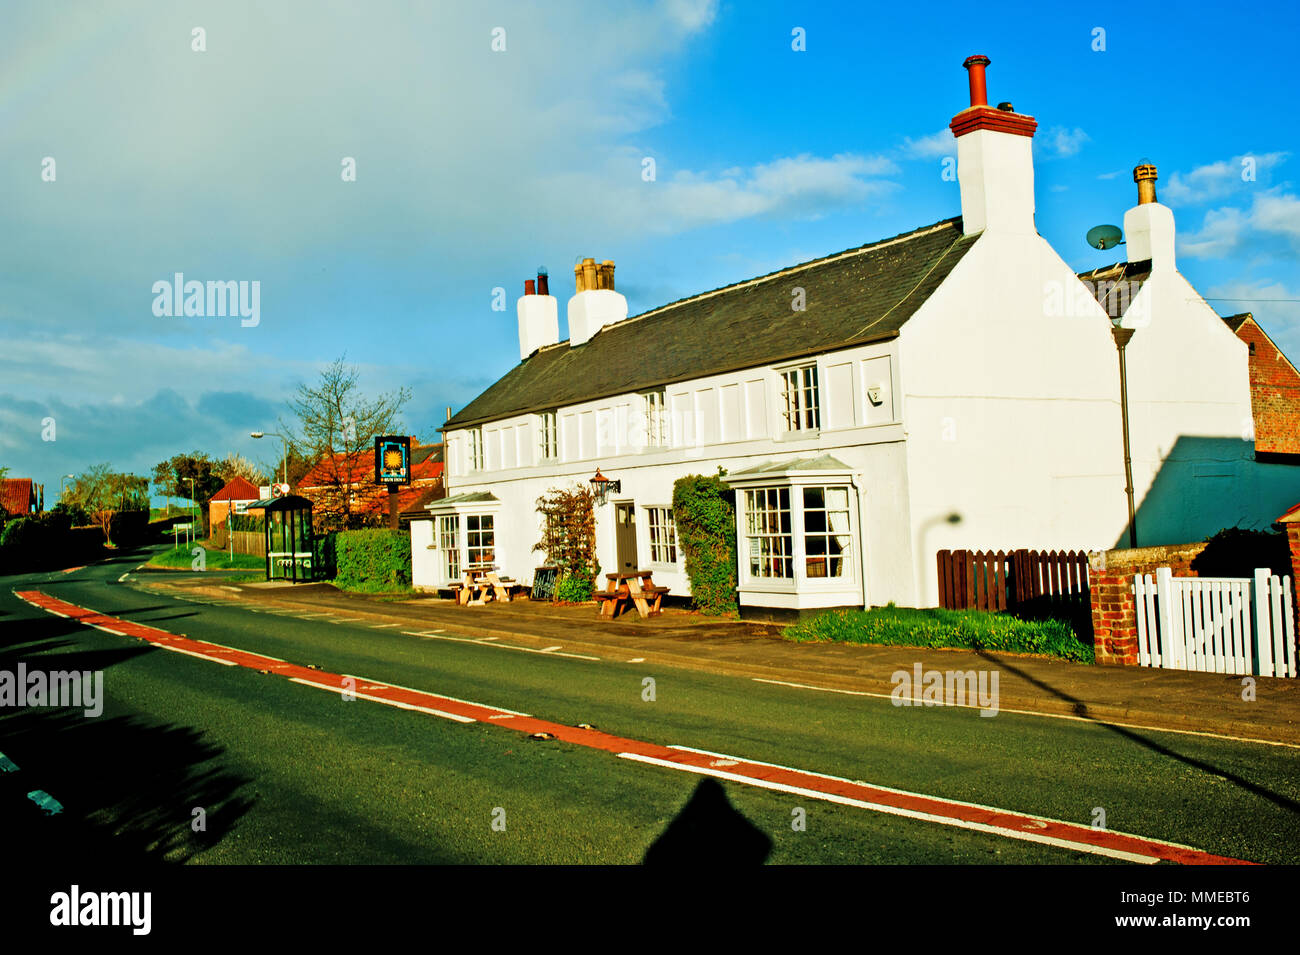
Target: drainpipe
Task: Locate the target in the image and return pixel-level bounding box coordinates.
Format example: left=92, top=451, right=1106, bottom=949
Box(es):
left=1111, top=325, right=1138, bottom=548
left=851, top=473, right=869, bottom=609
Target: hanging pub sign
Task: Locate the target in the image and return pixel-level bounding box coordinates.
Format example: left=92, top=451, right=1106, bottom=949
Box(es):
left=374, top=435, right=412, bottom=485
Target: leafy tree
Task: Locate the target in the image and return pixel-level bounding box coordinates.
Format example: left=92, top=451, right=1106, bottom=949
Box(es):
left=285, top=356, right=411, bottom=532
left=65, top=465, right=150, bottom=543
left=152, top=452, right=225, bottom=506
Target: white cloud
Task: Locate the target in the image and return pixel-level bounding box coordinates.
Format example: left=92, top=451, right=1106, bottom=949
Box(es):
left=659, top=0, right=719, bottom=32
left=544, top=150, right=900, bottom=234
left=1163, top=152, right=1290, bottom=205
left=1180, top=206, right=1250, bottom=259
left=901, top=128, right=956, bottom=159
left=1180, top=189, right=1300, bottom=259
left=1040, top=126, right=1090, bottom=159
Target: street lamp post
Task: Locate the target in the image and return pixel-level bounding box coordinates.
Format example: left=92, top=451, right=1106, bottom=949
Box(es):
left=251, top=431, right=288, bottom=488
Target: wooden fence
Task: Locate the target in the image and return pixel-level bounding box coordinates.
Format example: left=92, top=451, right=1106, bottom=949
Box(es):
left=937, top=548, right=1090, bottom=615
left=228, top=530, right=265, bottom=557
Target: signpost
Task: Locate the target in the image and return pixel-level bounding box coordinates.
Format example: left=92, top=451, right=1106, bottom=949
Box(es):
left=374, top=436, right=412, bottom=529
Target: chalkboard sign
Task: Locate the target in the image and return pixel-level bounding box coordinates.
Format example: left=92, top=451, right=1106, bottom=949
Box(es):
left=530, top=566, right=559, bottom=601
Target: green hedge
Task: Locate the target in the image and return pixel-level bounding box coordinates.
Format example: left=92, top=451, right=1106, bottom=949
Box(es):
left=0, top=516, right=106, bottom=574
left=333, top=529, right=412, bottom=592
left=107, top=510, right=150, bottom=546
left=672, top=473, right=737, bottom=615
left=785, top=605, right=1095, bottom=663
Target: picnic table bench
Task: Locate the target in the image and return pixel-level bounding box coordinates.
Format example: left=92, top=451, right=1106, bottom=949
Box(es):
left=596, top=570, right=670, bottom=619
left=449, top=567, right=516, bottom=605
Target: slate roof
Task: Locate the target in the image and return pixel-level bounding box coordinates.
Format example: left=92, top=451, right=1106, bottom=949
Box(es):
left=1221, top=311, right=1252, bottom=333
left=1076, top=259, right=1153, bottom=319
left=445, top=217, right=978, bottom=430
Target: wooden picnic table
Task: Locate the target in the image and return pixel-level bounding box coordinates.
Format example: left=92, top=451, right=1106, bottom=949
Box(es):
left=449, top=567, right=515, bottom=605
left=595, top=570, right=669, bottom=619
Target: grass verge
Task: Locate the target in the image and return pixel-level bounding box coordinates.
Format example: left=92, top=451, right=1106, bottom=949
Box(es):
left=784, top=605, right=1094, bottom=663
left=147, top=543, right=264, bottom=572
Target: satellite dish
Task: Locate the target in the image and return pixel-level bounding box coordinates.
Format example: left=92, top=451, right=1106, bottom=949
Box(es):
left=1086, top=224, right=1124, bottom=251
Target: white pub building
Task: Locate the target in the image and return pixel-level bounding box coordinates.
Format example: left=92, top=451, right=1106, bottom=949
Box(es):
left=410, top=56, right=1295, bottom=619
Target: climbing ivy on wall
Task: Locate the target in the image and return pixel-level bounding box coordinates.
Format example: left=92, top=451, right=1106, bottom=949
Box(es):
left=672, top=472, right=738, bottom=616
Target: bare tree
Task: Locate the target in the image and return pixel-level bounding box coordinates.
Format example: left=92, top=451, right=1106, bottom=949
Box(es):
left=214, top=452, right=267, bottom=486
left=284, top=356, right=411, bottom=530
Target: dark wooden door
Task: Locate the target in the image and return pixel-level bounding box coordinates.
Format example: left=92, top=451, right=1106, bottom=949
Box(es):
left=615, top=503, right=638, bottom=573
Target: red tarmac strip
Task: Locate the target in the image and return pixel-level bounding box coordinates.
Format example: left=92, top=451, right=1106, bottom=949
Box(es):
left=15, top=589, right=1255, bottom=865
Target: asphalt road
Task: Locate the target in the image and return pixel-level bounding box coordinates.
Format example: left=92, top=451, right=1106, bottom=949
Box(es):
left=3, top=547, right=1297, bottom=864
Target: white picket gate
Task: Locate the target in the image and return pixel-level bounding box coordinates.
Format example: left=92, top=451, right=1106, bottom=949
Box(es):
left=1133, top=568, right=1296, bottom=677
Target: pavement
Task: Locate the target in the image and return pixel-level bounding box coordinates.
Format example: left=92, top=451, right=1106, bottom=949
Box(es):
left=137, top=570, right=1300, bottom=747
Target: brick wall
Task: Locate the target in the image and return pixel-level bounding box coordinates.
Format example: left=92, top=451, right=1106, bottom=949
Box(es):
left=1088, top=542, right=1209, bottom=666
left=1287, top=523, right=1300, bottom=636
left=1234, top=317, right=1300, bottom=455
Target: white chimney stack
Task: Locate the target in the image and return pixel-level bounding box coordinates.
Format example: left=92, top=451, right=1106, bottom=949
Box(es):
left=1123, top=163, right=1175, bottom=270
left=567, top=257, right=627, bottom=347
left=517, top=271, right=559, bottom=360
left=949, top=55, right=1038, bottom=236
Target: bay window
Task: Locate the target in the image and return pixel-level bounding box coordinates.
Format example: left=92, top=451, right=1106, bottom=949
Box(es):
left=438, top=515, right=460, bottom=580
left=743, top=487, right=793, bottom=579
left=466, top=514, right=495, bottom=568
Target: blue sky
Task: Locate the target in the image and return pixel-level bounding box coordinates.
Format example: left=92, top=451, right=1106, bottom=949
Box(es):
left=3, top=0, right=1298, bottom=501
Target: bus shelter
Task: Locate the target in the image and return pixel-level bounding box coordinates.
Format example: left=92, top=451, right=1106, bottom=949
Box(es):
left=260, top=494, right=316, bottom=582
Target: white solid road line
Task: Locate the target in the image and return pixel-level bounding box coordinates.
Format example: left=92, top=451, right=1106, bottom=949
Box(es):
left=369, top=623, right=402, bottom=629
left=754, top=677, right=1300, bottom=750
left=286, top=677, right=476, bottom=723
left=117, top=573, right=129, bottom=582
left=617, top=751, right=1155, bottom=864
left=162, top=644, right=238, bottom=666
left=398, top=628, right=600, bottom=662
left=540, top=645, right=563, bottom=653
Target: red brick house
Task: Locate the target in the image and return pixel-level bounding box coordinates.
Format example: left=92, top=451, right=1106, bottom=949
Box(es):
left=0, top=478, right=41, bottom=520
left=208, top=476, right=263, bottom=530
left=1223, top=312, right=1300, bottom=462
left=297, top=440, right=444, bottom=528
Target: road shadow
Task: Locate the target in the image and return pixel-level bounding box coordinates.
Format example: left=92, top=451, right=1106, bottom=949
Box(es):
left=976, top=649, right=1300, bottom=818
left=643, top=778, right=772, bottom=865
left=0, top=603, right=255, bottom=863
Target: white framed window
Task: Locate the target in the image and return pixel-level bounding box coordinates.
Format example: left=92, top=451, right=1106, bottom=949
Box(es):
left=466, top=513, right=495, bottom=568
left=646, top=506, right=678, bottom=564
left=743, top=487, right=793, bottom=578
left=802, top=486, right=851, bottom=579
left=538, top=411, right=558, bottom=462
left=779, top=364, right=820, bottom=432
left=642, top=390, right=668, bottom=448
left=438, top=515, right=460, bottom=580
left=467, top=428, right=484, bottom=471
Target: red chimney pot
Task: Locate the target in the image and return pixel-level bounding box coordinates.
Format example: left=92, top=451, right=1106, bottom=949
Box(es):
left=524, top=278, right=536, bottom=296
left=963, top=54, right=991, bottom=108
left=537, top=271, right=549, bottom=296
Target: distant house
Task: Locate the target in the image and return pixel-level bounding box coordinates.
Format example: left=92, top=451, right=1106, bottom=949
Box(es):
left=1221, top=312, right=1300, bottom=463
left=208, top=476, right=263, bottom=529
left=297, top=440, right=444, bottom=527
left=0, top=478, right=41, bottom=520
